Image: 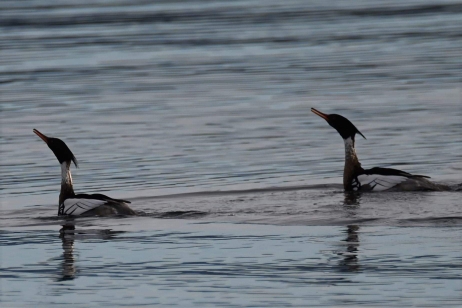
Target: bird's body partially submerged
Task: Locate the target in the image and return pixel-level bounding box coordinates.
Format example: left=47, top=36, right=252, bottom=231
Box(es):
left=34, top=129, right=135, bottom=216
left=311, top=108, right=444, bottom=192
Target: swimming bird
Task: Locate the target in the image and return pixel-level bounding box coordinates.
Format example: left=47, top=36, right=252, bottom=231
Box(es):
left=311, top=108, right=443, bottom=191
left=33, top=129, right=136, bottom=216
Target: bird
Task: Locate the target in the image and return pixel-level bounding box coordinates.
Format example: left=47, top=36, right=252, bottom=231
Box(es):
left=311, top=108, right=444, bottom=192
left=33, top=129, right=136, bottom=216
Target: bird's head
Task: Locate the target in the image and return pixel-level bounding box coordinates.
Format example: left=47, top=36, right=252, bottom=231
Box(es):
left=311, top=108, right=366, bottom=141
left=33, top=129, right=78, bottom=167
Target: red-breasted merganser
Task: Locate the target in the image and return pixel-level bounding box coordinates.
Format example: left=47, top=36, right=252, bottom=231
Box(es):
left=311, top=108, right=443, bottom=192
left=33, top=129, right=136, bottom=216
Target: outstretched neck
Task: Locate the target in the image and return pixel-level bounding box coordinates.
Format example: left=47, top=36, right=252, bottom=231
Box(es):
left=59, top=161, right=75, bottom=204
left=343, top=137, right=362, bottom=190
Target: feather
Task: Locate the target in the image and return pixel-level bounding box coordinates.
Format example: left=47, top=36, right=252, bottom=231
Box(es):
left=356, top=174, right=409, bottom=191
left=61, top=198, right=107, bottom=216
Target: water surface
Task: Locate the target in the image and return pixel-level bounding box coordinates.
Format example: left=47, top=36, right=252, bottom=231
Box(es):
left=1, top=0, right=461, bottom=307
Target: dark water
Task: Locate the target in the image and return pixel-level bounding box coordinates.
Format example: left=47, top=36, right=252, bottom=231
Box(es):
left=1, top=0, right=462, bottom=307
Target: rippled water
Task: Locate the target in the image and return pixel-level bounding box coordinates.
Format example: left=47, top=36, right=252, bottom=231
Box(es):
left=1, top=0, right=462, bottom=307
left=2, top=223, right=461, bottom=307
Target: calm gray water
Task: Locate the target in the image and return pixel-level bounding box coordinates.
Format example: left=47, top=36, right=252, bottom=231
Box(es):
left=1, top=0, right=462, bottom=307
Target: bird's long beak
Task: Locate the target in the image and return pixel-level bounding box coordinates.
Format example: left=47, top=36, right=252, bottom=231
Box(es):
left=33, top=129, right=49, bottom=143
left=311, top=108, right=329, bottom=121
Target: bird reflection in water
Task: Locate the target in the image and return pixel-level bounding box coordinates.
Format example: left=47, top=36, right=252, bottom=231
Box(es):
left=58, top=221, right=124, bottom=281
left=338, top=225, right=360, bottom=272
left=344, top=191, right=361, bottom=207
left=338, top=192, right=361, bottom=272
left=59, top=222, right=77, bottom=281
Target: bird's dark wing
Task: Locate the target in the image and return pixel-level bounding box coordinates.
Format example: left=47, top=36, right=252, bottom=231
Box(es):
left=362, top=167, right=430, bottom=179
left=73, top=193, right=131, bottom=204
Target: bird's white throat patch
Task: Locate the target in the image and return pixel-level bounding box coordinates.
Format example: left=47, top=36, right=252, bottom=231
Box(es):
left=61, top=162, right=73, bottom=185
left=344, top=137, right=357, bottom=160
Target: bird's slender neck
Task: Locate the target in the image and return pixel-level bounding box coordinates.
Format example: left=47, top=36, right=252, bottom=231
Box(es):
left=59, top=161, right=75, bottom=204
left=343, top=137, right=362, bottom=190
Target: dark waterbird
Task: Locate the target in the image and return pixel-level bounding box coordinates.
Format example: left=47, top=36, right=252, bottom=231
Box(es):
left=33, top=129, right=136, bottom=216
left=311, top=108, right=445, bottom=192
